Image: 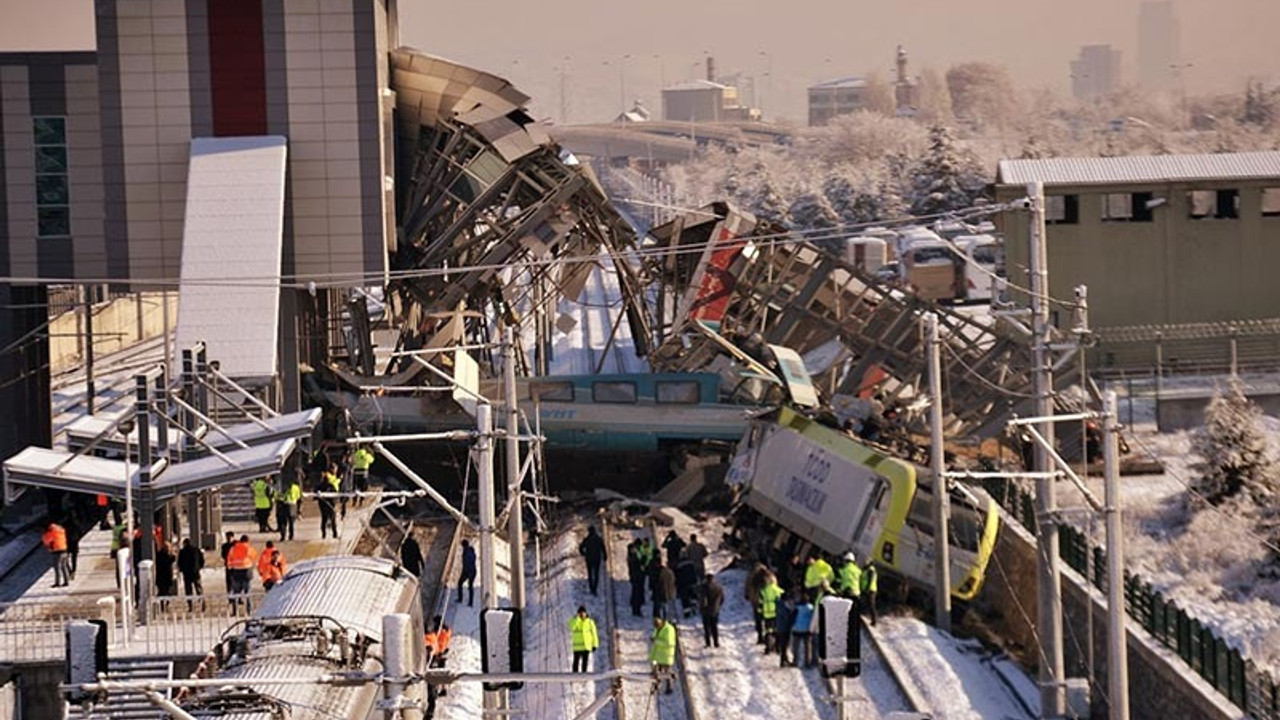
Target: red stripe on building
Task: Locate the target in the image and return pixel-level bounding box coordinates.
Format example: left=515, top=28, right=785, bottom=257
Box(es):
left=208, top=0, right=267, bottom=137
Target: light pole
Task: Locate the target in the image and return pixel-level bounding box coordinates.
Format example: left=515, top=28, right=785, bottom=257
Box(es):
left=620, top=54, right=631, bottom=113
left=758, top=50, right=772, bottom=118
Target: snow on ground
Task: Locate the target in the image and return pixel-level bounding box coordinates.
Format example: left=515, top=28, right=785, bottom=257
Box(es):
left=604, top=522, right=691, bottom=720
left=639, top=513, right=915, bottom=720
left=520, top=521, right=619, bottom=720
left=872, top=616, right=1036, bottom=720
left=1055, top=384, right=1280, bottom=675
left=434, top=537, right=513, bottom=720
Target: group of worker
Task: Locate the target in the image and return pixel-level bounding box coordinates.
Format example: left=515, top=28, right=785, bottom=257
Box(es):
left=747, top=551, right=878, bottom=669
left=218, top=532, right=290, bottom=614
left=248, top=444, right=377, bottom=541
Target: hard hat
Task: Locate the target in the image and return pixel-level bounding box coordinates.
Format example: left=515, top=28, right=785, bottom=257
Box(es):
left=843, top=552, right=856, bottom=562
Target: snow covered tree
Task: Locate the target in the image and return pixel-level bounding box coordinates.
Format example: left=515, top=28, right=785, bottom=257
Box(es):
left=1189, top=379, right=1280, bottom=507
left=908, top=125, right=986, bottom=216
left=787, top=190, right=839, bottom=236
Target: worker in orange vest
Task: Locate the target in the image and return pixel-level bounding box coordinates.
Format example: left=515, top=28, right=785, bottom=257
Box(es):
left=42, top=520, right=70, bottom=588
left=225, top=534, right=258, bottom=615
left=424, top=615, right=453, bottom=719
left=259, top=544, right=287, bottom=590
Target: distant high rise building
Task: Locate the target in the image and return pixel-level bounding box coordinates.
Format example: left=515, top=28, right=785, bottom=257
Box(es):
left=1138, top=1, right=1181, bottom=91
left=1071, top=45, right=1122, bottom=102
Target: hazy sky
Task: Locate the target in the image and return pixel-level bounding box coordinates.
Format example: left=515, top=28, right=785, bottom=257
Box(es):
left=4, top=0, right=1279, bottom=123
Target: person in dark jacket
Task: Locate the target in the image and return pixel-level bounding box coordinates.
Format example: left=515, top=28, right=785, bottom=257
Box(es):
left=650, top=559, right=677, bottom=620
left=675, top=556, right=700, bottom=618
left=775, top=590, right=798, bottom=667
left=177, top=538, right=205, bottom=611
left=661, top=530, right=686, bottom=569
left=219, top=531, right=236, bottom=594
left=400, top=530, right=425, bottom=577
left=154, top=542, right=177, bottom=611
left=458, top=539, right=477, bottom=606
left=699, top=573, right=725, bottom=648
left=626, top=539, right=646, bottom=616
left=578, top=526, right=607, bottom=596
left=684, top=534, right=709, bottom=578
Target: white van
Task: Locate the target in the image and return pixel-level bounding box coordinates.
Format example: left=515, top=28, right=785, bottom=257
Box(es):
left=844, top=236, right=889, bottom=274
left=953, top=234, right=1003, bottom=303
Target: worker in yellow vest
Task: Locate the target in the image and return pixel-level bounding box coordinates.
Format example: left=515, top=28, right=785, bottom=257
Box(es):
left=569, top=606, right=599, bottom=673
left=351, top=446, right=375, bottom=506
left=251, top=477, right=274, bottom=533
left=649, top=616, right=678, bottom=694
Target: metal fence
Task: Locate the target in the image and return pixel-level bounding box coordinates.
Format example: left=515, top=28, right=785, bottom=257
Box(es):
left=0, top=590, right=265, bottom=664
left=978, top=476, right=1280, bottom=720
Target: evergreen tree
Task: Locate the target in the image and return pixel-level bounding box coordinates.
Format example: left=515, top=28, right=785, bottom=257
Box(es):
left=908, top=125, right=985, bottom=216
left=1189, top=379, right=1279, bottom=507
left=787, top=190, right=839, bottom=236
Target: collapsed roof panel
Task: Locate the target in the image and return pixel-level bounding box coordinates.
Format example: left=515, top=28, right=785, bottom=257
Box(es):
left=336, top=50, right=654, bottom=387
left=645, top=204, right=1068, bottom=437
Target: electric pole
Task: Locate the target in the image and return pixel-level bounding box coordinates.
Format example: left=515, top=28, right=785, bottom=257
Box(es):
left=504, top=327, right=525, bottom=611
left=1029, top=181, right=1066, bottom=719
left=1104, top=391, right=1130, bottom=720
left=476, top=402, right=499, bottom=714
left=926, top=312, right=951, bottom=632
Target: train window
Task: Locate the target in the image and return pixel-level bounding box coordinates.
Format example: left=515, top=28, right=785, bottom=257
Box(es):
left=530, top=382, right=573, bottom=402
left=905, top=485, right=935, bottom=537
left=592, top=381, right=638, bottom=404
left=948, top=505, right=984, bottom=552
left=656, top=380, right=700, bottom=404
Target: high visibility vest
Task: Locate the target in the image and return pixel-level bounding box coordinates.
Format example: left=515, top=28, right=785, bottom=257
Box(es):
left=251, top=479, right=273, bottom=509
left=425, top=627, right=453, bottom=656
left=111, top=524, right=127, bottom=552
left=649, top=622, right=677, bottom=666
left=262, top=553, right=285, bottom=585
left=323, top=471, right=341, bottom=492
left=569, top=615, right=599, bottom=652
left=758, top=582, right=784, bottom=620
left=352, top=448, right=374, bottom=472
left=805, top=559, right=834, bottom=589
left=258, top=549, right=275, bottom=579
left=283, top=483, right=302, bottom=505
left=43, top=524, right=67, bottom=552
left=837, top=561, right=863, bottom=597
left=862, top=564, right=878, bottom=593
left=227, top=542, right=257, bottom=570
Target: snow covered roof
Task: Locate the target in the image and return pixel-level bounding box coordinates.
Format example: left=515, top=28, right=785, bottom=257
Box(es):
left=997, top=151, right=1280, bottom=187
left=809, top=77, right=868, bottom=90
left=663, top=79, right=729, bottom=92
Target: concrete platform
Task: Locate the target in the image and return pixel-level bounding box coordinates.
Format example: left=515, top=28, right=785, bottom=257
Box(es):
left=0, top=492, right=383, bottom=664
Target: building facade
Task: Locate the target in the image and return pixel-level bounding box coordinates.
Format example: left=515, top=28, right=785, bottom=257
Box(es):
left=1070, top=45, right=1122, bottom=102
left=807, top=78, right=869, bottom=126
left=0, top=0, right=400, bottom=459
left=996, top=152, right=1280, bottom=334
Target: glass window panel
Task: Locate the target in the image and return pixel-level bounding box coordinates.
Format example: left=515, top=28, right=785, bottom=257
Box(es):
left=592, top=381, right=637, bottom=404
left=37, top=206, right=70, bottom=237
left=656, top=381, right=700, bottom=404
left=1263, top=188, right=1280, bottom=217
left=32, top=117, right=66, bottom=146
left=1101, top=193, right=1133, bottom=221
left=36, top=174, right=69, bottom=205
left=1188, top=190, right=1214, bottom=219
left=35, top=146, right=68, bottom=174
left=529, top=382, right=573, bottom=402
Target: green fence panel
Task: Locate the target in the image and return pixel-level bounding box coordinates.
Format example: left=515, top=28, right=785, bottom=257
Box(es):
left=1092, top=547, right=1106, bottom=589
left=1190, top=619, right=1204, bottom=674
left=1216, top=638, right=1230, bottom=694
left=1228, top=650, right=1245, bottom=710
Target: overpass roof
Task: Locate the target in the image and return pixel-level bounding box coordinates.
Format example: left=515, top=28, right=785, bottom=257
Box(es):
left=997, top=150, right=1280, bottom=187
left=3, top=439, right=297, bottom=504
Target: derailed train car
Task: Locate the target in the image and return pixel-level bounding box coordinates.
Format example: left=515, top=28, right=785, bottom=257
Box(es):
left=730, top=407, right=1000, bottom=601
left=177, top=556, right=423, bottom=719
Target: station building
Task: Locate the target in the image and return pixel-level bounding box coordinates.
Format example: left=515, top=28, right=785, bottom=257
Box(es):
left=0, top=0, right=401, bottom=460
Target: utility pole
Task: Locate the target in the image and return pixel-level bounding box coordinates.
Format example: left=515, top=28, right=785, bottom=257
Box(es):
left=1029, top=181, right=1065, bottom=719
left=476, top=402, right=499, bottom=714
left=926, top=312, right=951, bottom=632
left=82, top=286, right=95, bottom=414
left=1103, top=391, right=1130, bottom=720
left=504, top=327, right=526, bottom=611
